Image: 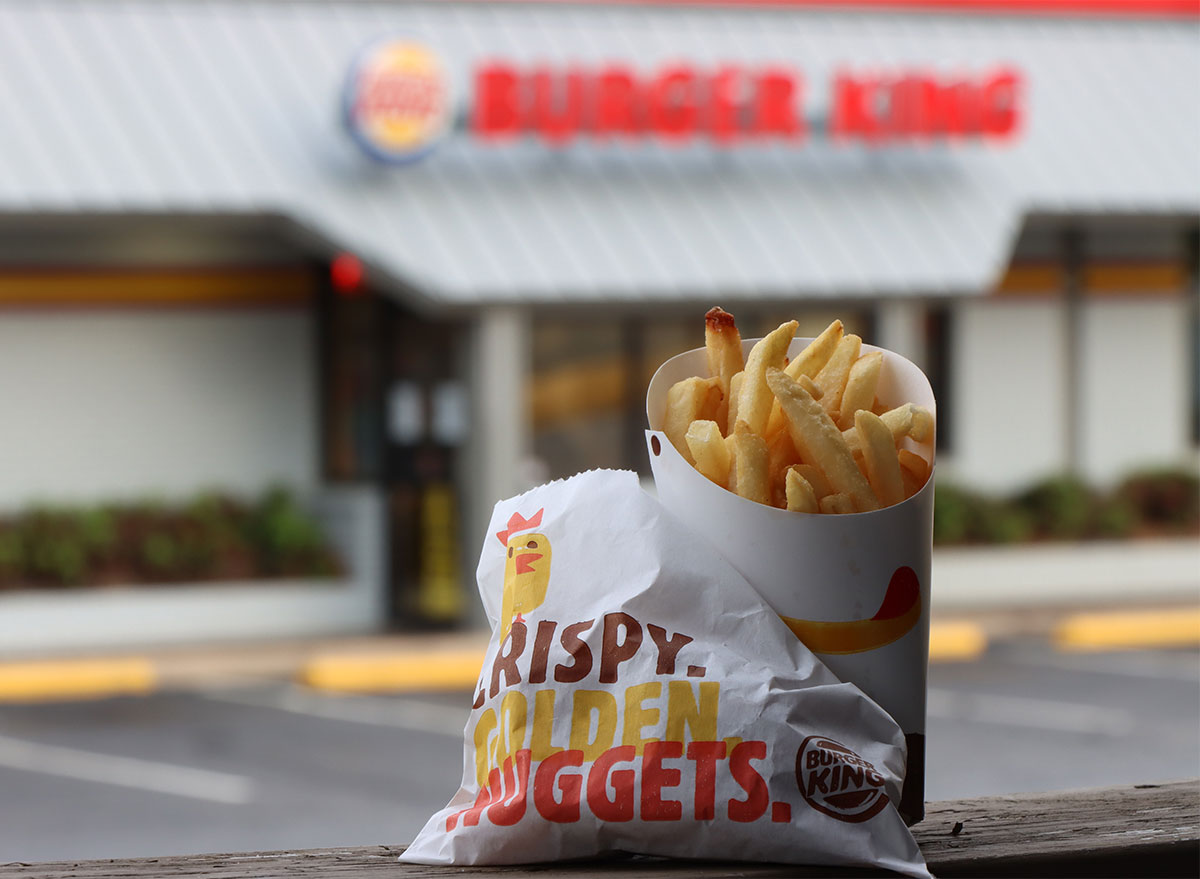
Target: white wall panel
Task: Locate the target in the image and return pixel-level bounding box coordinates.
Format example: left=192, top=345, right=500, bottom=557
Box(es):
left=0, top=309, right=316, bottom=508
left=947, top=299, right=1067, bottom=492
left=1079, top=299, right=1192, bottom=484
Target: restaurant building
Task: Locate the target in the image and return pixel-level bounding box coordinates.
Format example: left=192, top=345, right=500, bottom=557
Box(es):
left=0, top=0, right=1195, bottom=635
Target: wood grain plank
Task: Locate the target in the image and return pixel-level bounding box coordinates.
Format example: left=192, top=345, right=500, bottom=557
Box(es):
left=4, top=781, right=1196, bottom=879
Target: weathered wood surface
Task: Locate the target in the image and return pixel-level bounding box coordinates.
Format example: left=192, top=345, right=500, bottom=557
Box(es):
left=5, top=780, right=1197, bottom=879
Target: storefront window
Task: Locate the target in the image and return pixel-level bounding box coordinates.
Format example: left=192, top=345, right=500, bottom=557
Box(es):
left=320, top=291, right=383, bottom=481
left=924, top=306, right=953, bottom=454
left=530, top=307, right=876, bottom=481
left=530, top=317, right=633, bottom=479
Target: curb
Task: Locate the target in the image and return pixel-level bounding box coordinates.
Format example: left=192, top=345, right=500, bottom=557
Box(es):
left=927, top=621, right=988, bottom=662
left=1055, top=607, right=1200, bottom=652
left=301, top=649, right=485, bottom=693
left=0, top=658, right=156, bottom=703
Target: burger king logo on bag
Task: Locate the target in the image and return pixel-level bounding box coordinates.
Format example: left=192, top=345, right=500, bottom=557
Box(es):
left=344, top=40, right=451, bottom=162
left=797, top=736, right=890, bottom=823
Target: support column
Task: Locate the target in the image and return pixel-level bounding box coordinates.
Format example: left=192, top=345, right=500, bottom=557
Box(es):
left=1062, top=227, right=1084, bottom=477
left=876, top=300, right=927, bottom=369
left=463, top=307, right=531, bottom=621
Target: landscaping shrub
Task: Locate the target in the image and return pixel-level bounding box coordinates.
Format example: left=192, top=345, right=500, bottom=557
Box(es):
left=0, top=489, right=343, bottom=591
left=1116, top=469, right=1200, bottom=533
left=932, top=484, right=978, bottom=545
left=934, top=467, right=1197, bottom=546
left=1014, top=476, right=1095, bottom=540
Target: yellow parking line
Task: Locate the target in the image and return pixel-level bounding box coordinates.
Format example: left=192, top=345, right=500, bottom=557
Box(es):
left=929, top=621, right=988, bottom=662
left=302, top=650, right=485, bottom=693
left=1055, top=608, right=1200, bottom=652
left=0, top=658, right=156, bottom=703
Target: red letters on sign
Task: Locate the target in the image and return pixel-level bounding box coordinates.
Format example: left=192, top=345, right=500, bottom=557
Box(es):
left=646, top=67, right=700, bottom=140
left=472, top=62, right=1019, bottom=146
left=753, top=69, right=804, bottom=139
left=530, top=68, right=586, bottom=144
left=832, top=68, right=1023, bottom=143
left=473, top=63, right=808, bottom=145
left=594, top=68, right=641, bottom=137
left=473, top=64, right=521, bottom=139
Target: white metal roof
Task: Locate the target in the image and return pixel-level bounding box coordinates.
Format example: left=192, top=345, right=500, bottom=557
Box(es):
left=0, top=2, right=1195, bottom=305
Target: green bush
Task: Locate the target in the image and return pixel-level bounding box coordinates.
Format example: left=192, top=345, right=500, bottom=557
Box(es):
left=934, top=466, right=1197, bottom=546
left=1014, top=476, right=1095, bottom=540
left=1092, top=495, right=1138, bottom=539
left=253, top=486, right=339, bottom=577
left=1117, top=469, right=1200, bottom=532
left=974, top=499, right=1035, bottom=545
left=932, top=484, right=979, bottom=545
left=0, top=489, right=342, bottom=590
left=0, top=528, right=25, bottom=583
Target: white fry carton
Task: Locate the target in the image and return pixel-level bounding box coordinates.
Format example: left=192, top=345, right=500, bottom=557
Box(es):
left=646, top=338, right=936, bottom=824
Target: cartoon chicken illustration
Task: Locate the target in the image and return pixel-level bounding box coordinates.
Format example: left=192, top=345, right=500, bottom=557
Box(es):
left=495, top=509, right=552, bottom=643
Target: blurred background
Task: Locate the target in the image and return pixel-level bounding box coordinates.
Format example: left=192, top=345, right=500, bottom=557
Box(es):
left=0, top=0, right=1196, bottom=867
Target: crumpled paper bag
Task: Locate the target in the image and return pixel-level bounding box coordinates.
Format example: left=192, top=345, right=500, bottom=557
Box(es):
left=401, top=469, right=930, bottom=878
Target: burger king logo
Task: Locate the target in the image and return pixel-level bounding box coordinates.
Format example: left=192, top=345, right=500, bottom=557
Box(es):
left=344, top=40, right=451, bottom=163
left=796, top=736, right=890, bottom=823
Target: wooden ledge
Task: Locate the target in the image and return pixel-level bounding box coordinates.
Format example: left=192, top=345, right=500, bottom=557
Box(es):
left=5, top=780, right=1197, bottom=878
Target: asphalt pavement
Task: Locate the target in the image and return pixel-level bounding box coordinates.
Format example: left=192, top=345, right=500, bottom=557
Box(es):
left=0, top=642, right=1196, bottom=865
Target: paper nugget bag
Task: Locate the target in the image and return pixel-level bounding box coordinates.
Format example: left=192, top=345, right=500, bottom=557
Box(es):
left=646, top=338, right=936, bottom=824
left=403, top=470, right=929, bottom=878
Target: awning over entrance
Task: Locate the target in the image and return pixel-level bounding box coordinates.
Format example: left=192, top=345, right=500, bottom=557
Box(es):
left=0, top=2, right=1195, bottom=305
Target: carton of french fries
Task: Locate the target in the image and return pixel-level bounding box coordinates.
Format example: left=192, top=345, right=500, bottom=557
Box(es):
left=646, top=308, right=936, bottom=824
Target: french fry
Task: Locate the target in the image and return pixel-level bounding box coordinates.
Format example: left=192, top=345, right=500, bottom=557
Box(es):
left=726, top=371, right=744, bottom=435
left=785, top=468, right=819, bottom=513
left=764, top=322, right=840, bottom=438
left=910, top=406, right=935, bottom=444
left=724, top=433, right=737, bottom=490
left=792, top=463, right=833, bottom=500
left=855, top=410, right=906, bottom=508
left=785, top=319, right=844, bottom=381
left=697, top=380, right=724, bottom=424
left=736, top=320, right=797, bottom=437
left=898, top=449, right=931, bottom=498
left=664, top=376, right=721, bottom=464
left=814, top=334, right=862, bottom=416
left=837, top=351, right=883, bottom=430
left=798, top=374, right=823, bottom=400
left=731, top=421, right=770, bottom=506
left=819, top=493, right=856, bottom=515
left=841, top=403, right=933, bottom=455
left=767, top=429, right=801, bottom=508
left=705, top=307, right=743, bottom=433
left=766, top=367, right=879, bottom=512
left=686, top=419, right=732, bottom=487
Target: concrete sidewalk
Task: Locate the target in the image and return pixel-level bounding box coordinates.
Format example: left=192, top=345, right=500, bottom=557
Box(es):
left=932, top=538, right=1198, bottom=611
left=0, top=538, right=1195, bottom=702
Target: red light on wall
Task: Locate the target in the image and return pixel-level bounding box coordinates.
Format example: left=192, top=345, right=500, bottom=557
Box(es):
left=331, top=253, right=365, bottom=295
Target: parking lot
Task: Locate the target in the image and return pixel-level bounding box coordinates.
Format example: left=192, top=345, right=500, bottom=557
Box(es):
left=0, top=641, right=1196, bottom=865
